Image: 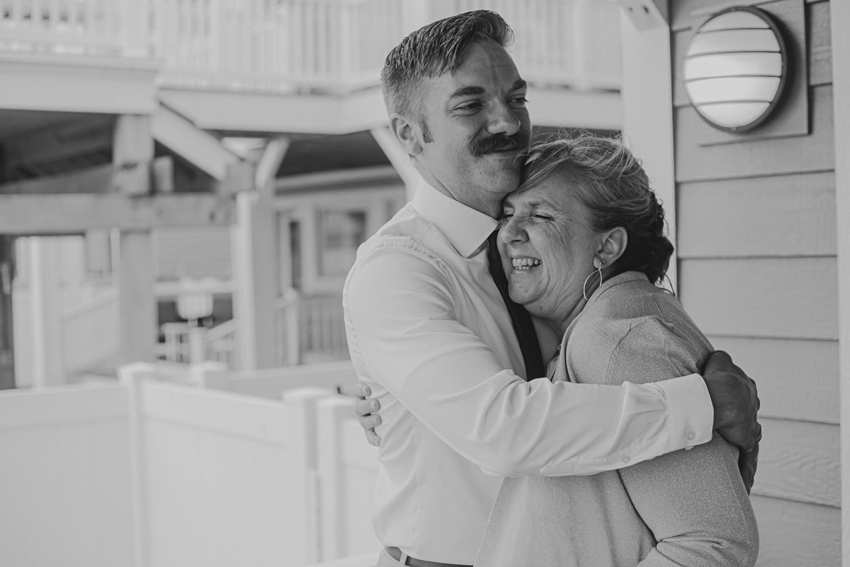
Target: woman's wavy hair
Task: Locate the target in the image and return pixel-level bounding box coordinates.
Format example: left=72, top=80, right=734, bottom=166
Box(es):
left=519, top=133, right=674, bottom=284
left=380, top=10, right=513, bottom=118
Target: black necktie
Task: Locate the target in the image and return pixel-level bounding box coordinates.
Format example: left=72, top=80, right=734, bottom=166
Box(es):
left=486, top=230, right=546, bottom=380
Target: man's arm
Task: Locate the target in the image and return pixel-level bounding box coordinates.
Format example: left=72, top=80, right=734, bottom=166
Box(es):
left=345, top=246, right=714, bottom=476
left=352, top=342, right=762, bottom=484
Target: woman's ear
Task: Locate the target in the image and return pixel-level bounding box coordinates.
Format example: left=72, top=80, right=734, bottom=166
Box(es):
left=390, top=114, right=423, bottom=156
left=599, top=227, right=628, bottom=266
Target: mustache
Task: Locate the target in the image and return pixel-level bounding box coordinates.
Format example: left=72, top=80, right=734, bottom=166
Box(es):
left=470, top=132, right=530, bottom=157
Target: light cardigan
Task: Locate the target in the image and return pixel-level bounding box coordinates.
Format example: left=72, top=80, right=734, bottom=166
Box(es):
left=475, top=271, right=759, bottom=567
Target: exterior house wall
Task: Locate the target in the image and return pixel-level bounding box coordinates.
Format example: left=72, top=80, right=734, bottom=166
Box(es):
left=670, top=1, right=840, bottom=565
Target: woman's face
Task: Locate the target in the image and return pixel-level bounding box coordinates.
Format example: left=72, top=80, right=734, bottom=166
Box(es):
left=498, top=172, right=603, bottom=330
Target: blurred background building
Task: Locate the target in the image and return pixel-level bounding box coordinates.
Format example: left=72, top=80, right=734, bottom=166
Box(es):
left=0, top=0, right=623, bottom=384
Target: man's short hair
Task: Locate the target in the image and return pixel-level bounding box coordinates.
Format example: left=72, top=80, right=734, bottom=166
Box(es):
left=381, top=10, right=514, bottom=118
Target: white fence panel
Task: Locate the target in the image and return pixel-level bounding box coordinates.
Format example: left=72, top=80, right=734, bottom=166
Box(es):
left=317, top=397, right=381, bottom=561
left=0, top=384, right=135, bottom=567
left=199, top=360, right=358, bottom=400
left=136, top=378, right=319, bottom=567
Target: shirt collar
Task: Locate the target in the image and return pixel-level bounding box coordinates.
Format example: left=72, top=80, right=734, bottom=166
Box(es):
left=411, top=178, right=499, bottom=258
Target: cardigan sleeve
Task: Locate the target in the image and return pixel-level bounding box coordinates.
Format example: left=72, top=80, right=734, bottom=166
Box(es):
left=601, top=317, right=759, bottom=567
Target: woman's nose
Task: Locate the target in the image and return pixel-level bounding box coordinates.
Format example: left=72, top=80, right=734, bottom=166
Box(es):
left=499, top=217, right=528, bottom=244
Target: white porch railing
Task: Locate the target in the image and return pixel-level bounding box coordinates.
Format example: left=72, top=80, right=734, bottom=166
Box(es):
left=159, top=319, right=238, bottom=368
left=275, top=290, right=349, bottom=366
left=0, top=0, right=622, bottom=93
left=60, top=287, right=119, bottom=375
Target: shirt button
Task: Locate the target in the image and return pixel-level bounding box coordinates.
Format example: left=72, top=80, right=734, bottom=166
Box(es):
left=622, top=456, right=630, bottom=464
left=687, top=430, right=696, bottom=441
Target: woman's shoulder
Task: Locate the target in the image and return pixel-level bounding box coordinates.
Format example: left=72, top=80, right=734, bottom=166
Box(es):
left=565, top=272, right=712, bottom=386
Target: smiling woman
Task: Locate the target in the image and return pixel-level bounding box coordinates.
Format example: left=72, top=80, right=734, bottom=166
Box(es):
left=477, top=134, right=759, bottom=567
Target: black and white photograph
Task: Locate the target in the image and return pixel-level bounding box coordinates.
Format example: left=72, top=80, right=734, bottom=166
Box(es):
left=0, top=1, right=846, bottom=566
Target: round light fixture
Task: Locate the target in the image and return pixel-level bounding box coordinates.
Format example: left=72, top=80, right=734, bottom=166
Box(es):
left=683, top=6, right=788, bottom=132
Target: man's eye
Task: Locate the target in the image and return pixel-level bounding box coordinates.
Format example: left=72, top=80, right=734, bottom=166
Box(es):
left=457, top=101, right=482, bottom=112
left=532, top=214, right=552, bottom=221
left=509, top=96, right=528, bottom=107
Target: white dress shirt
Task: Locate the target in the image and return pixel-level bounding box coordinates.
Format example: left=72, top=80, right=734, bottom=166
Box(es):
left=343, top=180, right=713, bottom=565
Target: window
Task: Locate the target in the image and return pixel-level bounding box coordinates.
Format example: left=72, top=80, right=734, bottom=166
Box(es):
left=318, top=210, right=367, bottom=276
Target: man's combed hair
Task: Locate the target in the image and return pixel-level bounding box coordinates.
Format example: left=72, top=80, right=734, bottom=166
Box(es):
left=381, top=10, right=513, bottom=117
left=520, top=133, right=674, bottom=284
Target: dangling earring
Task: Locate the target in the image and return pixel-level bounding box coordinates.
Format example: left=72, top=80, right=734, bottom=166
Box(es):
left=582, top=258, right=605, bottom=301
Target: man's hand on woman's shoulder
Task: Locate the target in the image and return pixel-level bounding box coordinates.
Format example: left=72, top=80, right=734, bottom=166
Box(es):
left=702, top=350, right=761, bottom=492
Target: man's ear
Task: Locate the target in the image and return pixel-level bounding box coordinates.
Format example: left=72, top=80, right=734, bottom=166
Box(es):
left=599, top=227, right=628, bottom=266
left=390, top=114, right=423, bottom=157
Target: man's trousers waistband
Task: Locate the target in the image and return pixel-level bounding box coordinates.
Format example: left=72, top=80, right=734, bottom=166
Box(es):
left=382, top=547, right=472, bottom=567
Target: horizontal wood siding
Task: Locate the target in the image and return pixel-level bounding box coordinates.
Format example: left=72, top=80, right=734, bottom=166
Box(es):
left=677, top=172, right=836, bottom=258
left=675, top=85, right=834, bottom=182
left=752, top=418, right=840, bottom=507
left=670, top=1, right=839, bottom=565
left=709, top=337, right=839, bottom=424
left=679, top=257, right=838, bottom=340
left=751, top=495, right=840, bottom=567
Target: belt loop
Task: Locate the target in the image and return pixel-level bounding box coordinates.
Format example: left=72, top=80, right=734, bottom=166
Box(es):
left=399, top=552, right=408, bottom=566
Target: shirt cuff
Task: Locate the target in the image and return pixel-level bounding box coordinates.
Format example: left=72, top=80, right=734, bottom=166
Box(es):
left=658, top=373, right=713, bottom=451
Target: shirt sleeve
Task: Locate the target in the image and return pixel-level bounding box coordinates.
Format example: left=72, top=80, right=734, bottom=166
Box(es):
left=344, top=247, right=714, bottom=477
left=604, top=318, right=759, bottom=567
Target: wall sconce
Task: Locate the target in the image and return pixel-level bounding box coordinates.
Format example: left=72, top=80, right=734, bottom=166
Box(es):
left=683, top=6, right=788, bottom=133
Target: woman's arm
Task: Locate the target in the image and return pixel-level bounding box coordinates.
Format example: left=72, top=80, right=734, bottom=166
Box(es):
left=599, top=317, right=759, bottom=567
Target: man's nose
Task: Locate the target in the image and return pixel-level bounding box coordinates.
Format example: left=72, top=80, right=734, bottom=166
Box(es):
left=486, top=101, right=521, bottom=136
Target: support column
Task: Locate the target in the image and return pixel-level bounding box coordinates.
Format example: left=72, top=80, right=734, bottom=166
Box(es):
left=371, top=127, right=420, bottom=202
left=232, top=191, right=278, bottom=370
left=117, top=231, right=156, bottom=364
left=618, top=3, right=677, bottom=289
left=0, top=236, right=14, bottom=389
left=30, top=237, right=64, bottom=387
left=828, top=1, right=850, bottom=563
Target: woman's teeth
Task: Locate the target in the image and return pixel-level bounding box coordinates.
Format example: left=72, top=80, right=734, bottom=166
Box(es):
left=511, top=258, right=542, bottom=271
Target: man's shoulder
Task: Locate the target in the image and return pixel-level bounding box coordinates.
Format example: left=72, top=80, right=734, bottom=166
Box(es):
left=353, top=205, right=455, bottom=272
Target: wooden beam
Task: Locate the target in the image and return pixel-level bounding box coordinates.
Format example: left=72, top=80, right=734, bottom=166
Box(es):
left=151, top=105, right=240, bottom=181
left=0, top=164, right=114, bottom=194
left=114, top=115, right=153, bottom=197
left=619, top=8, right=677, bottom=289
left=829, top=0, right=850, bottom=564
left=159, top=86, right=622, bottom=135
left=0, top=194, right=234, bottom=234
left=618, top=0, right=668, bottom=30
left=0, top=53, right=158, bottom=114
left=255, top=137, right=290, bottom=195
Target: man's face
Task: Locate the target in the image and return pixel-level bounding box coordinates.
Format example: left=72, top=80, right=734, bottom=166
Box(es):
left=406, top=40, right=531, bottom=216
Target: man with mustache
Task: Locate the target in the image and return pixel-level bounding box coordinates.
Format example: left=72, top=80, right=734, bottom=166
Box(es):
left=344, top=11, right=760, bottom=567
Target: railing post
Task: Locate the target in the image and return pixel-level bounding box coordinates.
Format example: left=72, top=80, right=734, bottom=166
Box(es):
left=122, top=0, right=151, bottom=57
left=283, top=288, right=301, bottom=366
left=283, top=387, right=338, bottom=563
left=188, top=360, right=228, bottom=387
left=118, top=362, right=159, bottom=567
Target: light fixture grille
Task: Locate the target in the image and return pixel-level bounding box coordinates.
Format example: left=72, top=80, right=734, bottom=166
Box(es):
left=683, top=7, right=787, bottom=132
